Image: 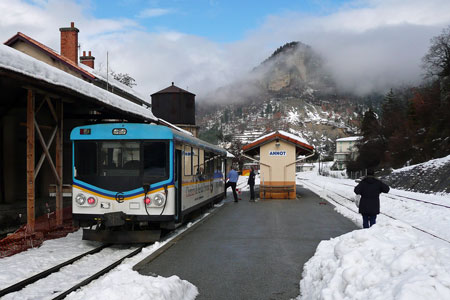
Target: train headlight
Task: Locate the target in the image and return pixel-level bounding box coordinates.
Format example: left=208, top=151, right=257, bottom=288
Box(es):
left=152, top=193, right=166, bottom=207
left=75, top=193, right=86, bottom=205
left=87, top=196, right=97, bottom=206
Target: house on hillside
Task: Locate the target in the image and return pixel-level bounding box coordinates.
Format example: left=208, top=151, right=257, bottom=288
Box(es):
left=333, top=136, right=362, bottom=170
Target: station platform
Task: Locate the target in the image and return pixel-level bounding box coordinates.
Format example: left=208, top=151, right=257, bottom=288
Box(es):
left=137, top=186, right=357, bottom=299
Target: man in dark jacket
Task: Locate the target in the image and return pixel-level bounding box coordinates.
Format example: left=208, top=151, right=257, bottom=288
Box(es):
left=248, top=167, right=256, bottom=202
left=354, top=168, right=390, bottom=228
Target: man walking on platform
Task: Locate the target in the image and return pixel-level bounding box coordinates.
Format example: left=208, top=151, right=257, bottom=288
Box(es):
left=226, top=167, right=239, bottom=202
left=354, top=168, right=390, bottom=228
left=248, top=167, right=256, bottom=202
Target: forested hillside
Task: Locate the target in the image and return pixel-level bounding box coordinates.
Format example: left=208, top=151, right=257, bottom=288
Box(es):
left=348, top=26, right=450, bottom=171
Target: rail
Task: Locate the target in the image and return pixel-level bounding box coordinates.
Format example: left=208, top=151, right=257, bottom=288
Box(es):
left=299, top=179, right=450, bottom=245
left=339, top=182, right=450, bottom=209
left=0, top=244, right=109, bottom=297
left=52, top=245, right=147, bottom=300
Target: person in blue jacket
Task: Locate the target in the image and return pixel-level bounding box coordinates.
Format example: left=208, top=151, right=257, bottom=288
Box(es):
left=226, top=167, right=239, bottom=202
left=354, top=168, right=390, bottom=228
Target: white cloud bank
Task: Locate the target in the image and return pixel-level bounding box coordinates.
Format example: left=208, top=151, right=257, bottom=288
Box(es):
left=1, top=0, right=450, bottom=99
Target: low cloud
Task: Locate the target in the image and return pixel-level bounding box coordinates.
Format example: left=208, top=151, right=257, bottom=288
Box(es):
left=1, top=0, right=450, bottom=100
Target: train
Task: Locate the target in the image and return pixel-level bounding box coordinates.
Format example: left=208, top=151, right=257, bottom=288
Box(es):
left=70, top=123, right=227, bottom=243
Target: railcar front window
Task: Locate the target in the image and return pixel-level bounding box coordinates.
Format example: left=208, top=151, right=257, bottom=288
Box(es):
left=143, top=142, right=168, bottom=183
left=100, top=141, right=140, bottom=177
left=74, top=140, right=169, bottom=191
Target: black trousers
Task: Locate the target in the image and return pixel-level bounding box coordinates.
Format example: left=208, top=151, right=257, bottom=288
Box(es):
left=249, top=184, right=255, bottom=200
left=362, top=214, right=376, bottom=228
left=225, top=181, right=238, bottom=201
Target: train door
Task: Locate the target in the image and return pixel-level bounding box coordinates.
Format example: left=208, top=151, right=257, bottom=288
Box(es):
left=174, top=149, right=182, bottom=222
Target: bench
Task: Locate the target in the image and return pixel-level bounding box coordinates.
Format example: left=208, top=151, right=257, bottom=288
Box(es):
left=260, top=185, right=296, bottom=199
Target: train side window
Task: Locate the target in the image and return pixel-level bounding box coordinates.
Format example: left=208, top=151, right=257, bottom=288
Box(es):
left=192, top=147, right=199, bottom=175
left=205, top=152, right=214, bottom=175
left=199, top=149, right=204, bottom=175
left=184, top=145, right=192, bottom=176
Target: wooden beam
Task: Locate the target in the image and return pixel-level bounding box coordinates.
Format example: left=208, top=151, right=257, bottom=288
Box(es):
left=55, top=101, right=63, bottom=226
left=34, top=117, right=61, bottom=186
left=20, top=122, right=54, bottom=130
left=45, top=96, right=58, bottom=123
left=26, top=89, right=35, bottom=233
left=34, top=126, right=57, bottom=180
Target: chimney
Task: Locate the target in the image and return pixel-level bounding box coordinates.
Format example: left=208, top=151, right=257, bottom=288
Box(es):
left=59, top=22, right=79, bottom=64
left=80, top=50, right=95, bottom=69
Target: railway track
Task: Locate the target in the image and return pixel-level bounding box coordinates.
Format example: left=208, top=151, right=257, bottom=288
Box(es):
left=0, top=243, right=146, bottom=300
left=299, top=179, right=450, bottom=245
left=339, top=182, right=450, bottom=208
left=0, top=201, right=221, bottom=299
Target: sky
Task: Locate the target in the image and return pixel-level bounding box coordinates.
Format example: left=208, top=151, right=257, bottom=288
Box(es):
left=1, top=0, right=450, bottom=99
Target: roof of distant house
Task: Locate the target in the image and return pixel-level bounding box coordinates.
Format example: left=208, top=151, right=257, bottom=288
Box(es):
left=336, top=136, right=363, bottom=142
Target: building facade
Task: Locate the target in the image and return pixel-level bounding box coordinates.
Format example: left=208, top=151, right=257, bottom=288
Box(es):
left=333, top=136, right=362, bottom=170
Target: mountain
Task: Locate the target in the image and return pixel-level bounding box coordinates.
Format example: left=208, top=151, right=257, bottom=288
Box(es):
left=197, top=42, right=382, bottom=158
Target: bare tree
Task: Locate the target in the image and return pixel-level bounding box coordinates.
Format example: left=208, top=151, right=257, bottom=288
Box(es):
left=110, top=71, right=137, bottom=88
left=423, top=26, right=450, bottom=78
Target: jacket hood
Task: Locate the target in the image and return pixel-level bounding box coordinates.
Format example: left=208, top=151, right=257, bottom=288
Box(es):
left=363, top=176, right=377, bottom=184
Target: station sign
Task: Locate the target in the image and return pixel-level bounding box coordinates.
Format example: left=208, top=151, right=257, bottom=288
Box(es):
left=269, top=150, right=287, bottom=156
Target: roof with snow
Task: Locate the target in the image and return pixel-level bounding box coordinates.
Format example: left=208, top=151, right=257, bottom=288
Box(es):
left=5, top=32, right=151, bottom=107
left=336, top=136, right=363, bottom=142
left=0, top=43, right=158, bottom=122
left=5, top=32, right=96, bottom=81
left=242, top=130, right=314, bottom=156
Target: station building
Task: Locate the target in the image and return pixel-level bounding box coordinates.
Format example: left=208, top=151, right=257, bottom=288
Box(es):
left=242, top=131, right=314, bottom=199
left=0, top=22, right=194, bottom=236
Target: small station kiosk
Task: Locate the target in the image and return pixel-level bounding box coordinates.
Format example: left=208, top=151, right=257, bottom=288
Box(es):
left=242, top=131, right=314, bottom=199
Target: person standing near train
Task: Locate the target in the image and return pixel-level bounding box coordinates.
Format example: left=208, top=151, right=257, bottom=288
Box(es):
left=354, top=168, right=390, bottom=228
left=226, top=167, right=239, bottom=202
left=248, top=167, right=256, bottom=202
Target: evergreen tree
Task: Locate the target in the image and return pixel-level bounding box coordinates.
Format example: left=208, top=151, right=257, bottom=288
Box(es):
left=265, top=103, right=273, bottom=115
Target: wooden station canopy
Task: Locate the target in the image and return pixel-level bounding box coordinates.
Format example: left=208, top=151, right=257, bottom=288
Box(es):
left=0, top=42, right=159, bottom=233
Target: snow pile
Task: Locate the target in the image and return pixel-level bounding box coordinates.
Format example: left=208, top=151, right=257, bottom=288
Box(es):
left=65, top=264, right=198, bottom=300
left=299, top=221, right=450, bottom=300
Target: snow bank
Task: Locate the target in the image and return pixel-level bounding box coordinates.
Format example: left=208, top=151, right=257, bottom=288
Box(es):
left=299, top=221, right=450, bottom=300
left=383, top=154, right=450, bottom=194
left=65, top=264, right=198, bottom=300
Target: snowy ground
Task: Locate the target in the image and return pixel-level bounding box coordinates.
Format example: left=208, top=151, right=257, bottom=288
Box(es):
left=1, top=170, right=449, bottom=299
left=0, top=213, right=213, bottom=300
left=296, top=168, right=450, bottom=300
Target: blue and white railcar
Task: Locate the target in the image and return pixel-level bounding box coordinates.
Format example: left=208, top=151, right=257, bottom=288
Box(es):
left=70, top=123, right=226, bottom=243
